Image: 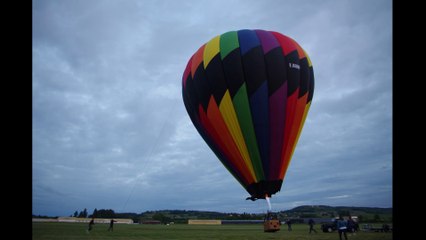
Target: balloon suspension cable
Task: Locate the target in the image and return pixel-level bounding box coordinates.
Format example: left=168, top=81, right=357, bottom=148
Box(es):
left=119, top=99, right=179, bottom=213
left=265, top=194, right=272, bottom=212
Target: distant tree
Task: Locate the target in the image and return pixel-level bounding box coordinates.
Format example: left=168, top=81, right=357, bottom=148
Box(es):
left=83, top=208, right=88, bottom=218
left=92, top=208, right=98, bottom=218
left=374, top=214, right=381, bottom=222
left=152, top=213, right=171, bottom=224
left=338, top=210, right=350, bottom=217
left=95, top=209, right=116, bottom=218
left=78, top=211, right=84, bottom=218
left=73, top=211, right=78, bottom=217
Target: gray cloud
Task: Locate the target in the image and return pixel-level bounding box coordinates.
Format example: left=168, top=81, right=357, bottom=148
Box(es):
left=33, top=0, right=392, bottom=216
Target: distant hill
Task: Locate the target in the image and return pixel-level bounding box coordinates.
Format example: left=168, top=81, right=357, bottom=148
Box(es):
left=289, top=205, right=390, bottom=214
left=278, top=205, right=392, bottom=222
left=47, top=205, right=391, bottom=224
left=137, top=210, right=261, bottom=224
left=288, top=205, right=392, bottom=214
left=119, top=205, right=392, bottom=223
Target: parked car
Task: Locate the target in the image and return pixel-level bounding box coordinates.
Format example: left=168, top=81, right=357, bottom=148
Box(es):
left=361, top=224, right=392, bottom=232
left=321, top=221, right=337, bottom=232
left=321, top=218, right=359, bottom=233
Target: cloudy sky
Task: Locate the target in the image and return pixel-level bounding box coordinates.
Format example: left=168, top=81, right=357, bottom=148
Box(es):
left=33, top=0, right=392, bottom=217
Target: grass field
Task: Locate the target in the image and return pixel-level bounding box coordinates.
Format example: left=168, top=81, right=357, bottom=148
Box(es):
left=32, top=222, right=393, bottom=240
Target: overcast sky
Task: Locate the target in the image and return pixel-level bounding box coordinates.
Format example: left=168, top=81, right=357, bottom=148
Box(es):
left=33, top=0, right=392, bottom=217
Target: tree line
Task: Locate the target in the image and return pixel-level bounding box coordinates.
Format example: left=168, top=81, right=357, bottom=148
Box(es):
left=62, top=206, right=392, bottom=224
left=71, top=208, right=116, bottom=218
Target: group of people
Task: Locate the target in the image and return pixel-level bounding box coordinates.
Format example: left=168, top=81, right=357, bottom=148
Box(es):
left=284, top=215, right=357, bottom=240
left=285, top=218, right=317, bottom=233
left=87, top=215, right=357, bottom=238
left=87, top=218, right=117, bottom=233
left=336, top=216, right=357, bottom=240
left=284, top=218, right=317, bottom=233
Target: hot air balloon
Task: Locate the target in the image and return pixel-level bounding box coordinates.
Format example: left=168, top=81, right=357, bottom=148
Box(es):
left=182, top=29, right=314, bottom=201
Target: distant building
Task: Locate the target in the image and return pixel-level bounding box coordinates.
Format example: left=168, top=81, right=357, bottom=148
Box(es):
left=140, top=220, right=161, bottom=224
left=188, top=220, right=222, bottom=225
left=54, top=217, right=133, bottom=224
left=221, top=220, right=264, bottom=224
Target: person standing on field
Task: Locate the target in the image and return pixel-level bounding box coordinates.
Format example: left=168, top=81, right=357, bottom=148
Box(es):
left=87, top=217, right=95, bottom=233
left=337, top=216, right=348, bottom=240
left=347, top=216, right=356, bottom=235
left=286, top=219, right=292, bottom=231
left=308, top=218, right=317, bottom=233
left=108, top=219, right=117, bottom=231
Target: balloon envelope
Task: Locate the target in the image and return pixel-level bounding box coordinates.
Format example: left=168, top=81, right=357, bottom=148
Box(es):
left=182, top=29, right=314, bottom=200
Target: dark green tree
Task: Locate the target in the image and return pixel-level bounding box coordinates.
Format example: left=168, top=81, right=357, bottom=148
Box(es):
left=338, top=210, right=350, bottom=217
left=73, top=211, right=78, bottom=217
left=95, top=209, right=116, bottom=218
left=373, top=214, right=381, bottom=222
left=152, top=213, right=171, bottom=224
left=92, top=208, right=98, bottom=218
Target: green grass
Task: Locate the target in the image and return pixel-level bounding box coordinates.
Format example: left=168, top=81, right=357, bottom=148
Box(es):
left=32, top=222, right=393, bottom=240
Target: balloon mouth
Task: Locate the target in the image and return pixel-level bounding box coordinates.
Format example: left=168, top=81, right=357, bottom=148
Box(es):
left=265, top=195, right=272, bottom=211
left=245, top=180, right=283, bottom=201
